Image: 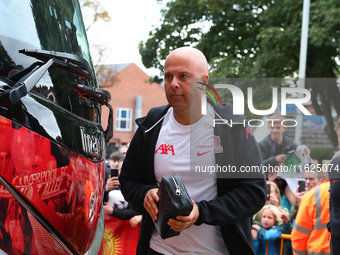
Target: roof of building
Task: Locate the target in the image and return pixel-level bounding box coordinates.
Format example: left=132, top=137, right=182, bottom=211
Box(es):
left=95, top=63, right=133, bottom=83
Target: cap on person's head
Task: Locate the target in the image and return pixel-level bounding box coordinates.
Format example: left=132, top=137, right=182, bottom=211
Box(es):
left=110, top=151, right=124, bottom=161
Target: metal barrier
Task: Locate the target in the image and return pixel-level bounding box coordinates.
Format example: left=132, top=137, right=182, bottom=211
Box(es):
left=266, top=234, right=291, bottom=255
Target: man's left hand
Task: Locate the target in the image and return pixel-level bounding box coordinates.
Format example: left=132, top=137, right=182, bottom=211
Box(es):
left=167, top=200, right=199, bottom=232
left=103, top=202, right=113, bottom=215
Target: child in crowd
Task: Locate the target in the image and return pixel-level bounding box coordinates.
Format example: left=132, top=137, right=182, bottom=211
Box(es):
left=253, top=205, right=283, bottom=255
left=252, top=181, right=289, bottom=227
left=252, top=181, right=291, bottom=254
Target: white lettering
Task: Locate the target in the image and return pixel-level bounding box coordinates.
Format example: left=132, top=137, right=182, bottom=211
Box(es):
left=248, top=87, right=278, bottom=115
left=248, top=119, right=264, bottom=127
left=206, top=85, right=311, bottom=116
left=281, top=88, right=311, bottom=115
left=214, top=118, right=298, bottom=127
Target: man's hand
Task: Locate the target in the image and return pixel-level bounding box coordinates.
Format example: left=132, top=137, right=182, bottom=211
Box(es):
left=103, top=202, right=113, bottom=215
left=251, top=225, right=260, bottom=240
left=105, top=176, right=119, bottom=192
left=143, top=188, right=159, bottom=221
left=304, top=146, right=311, bottom=155
left=294, top=186, right=306, bottom=205
left=267, top=193, right=279, bottom=206
left=130, top=215, right=142, bottom=228
left=275, top=154, right=287, bottom=163
left=167, top=200, right=199, bottom=232
left=252, top=224, right=260, bottom=231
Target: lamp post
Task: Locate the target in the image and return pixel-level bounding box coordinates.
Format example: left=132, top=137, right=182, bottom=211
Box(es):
left=295, top=0, right=310, bottom=144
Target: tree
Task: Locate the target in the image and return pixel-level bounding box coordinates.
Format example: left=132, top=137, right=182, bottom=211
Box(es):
left=139, top=0, right=340, bottom=147
left=79, top=0, right=111, bottom=67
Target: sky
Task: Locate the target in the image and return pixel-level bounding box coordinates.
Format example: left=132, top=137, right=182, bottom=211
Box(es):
left=82, top=0, right=166, bottom=77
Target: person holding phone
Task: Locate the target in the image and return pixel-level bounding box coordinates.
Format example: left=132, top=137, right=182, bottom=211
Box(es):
left=103, top=158, right=142, bottom=227
left=252, top=181, right=289, bottom=231
left=252, top=181, right=290, bottom=254
left=289, top=170, right=322, bottom=225
left=105, top=151, right=124, bottom=192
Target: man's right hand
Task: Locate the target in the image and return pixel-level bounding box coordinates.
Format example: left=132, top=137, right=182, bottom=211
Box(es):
left=294, top=186, right=306, bottom=205
left=266, top=193, right=279, bottom=206
left=144, top=188, right=159, bottom=221
left=105, top=176, right=119, bottom=192
left=275, top=154, right=287, bottom=163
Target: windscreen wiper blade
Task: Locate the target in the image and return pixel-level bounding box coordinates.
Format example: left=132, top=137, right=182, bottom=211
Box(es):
left=74, top=84, right=111, bottom=106
left=0, top=49, right=93, bottom=105
left=73, top=84, right=113, bottom=142
left=19, top=49, right=93, bottom=80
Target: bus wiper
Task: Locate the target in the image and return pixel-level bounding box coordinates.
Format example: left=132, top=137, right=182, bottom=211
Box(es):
left=0, top=49, right=93, bottom=105
left=20, top=49, right=93, bottom=80
left=73, top=84, right=113, bottom=143
left=73, top=84, right=110, bottom=106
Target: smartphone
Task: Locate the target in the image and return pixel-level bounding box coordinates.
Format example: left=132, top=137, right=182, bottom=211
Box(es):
left=298, top=180, right=306, bottom=192
left=111, top=168, right=119, bottom=177
left=267, top=184, right=271, bottom=200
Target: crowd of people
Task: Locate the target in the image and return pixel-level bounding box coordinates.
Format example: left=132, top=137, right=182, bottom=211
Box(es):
left=251, top=114, right=337, bottom=255
left=102, top=47, right=340, bottom=255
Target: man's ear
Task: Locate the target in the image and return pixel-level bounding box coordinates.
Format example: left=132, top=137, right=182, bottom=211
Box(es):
left=201, top=74, right=209, bottom=86
left=283, top=126, right=287, bottom=132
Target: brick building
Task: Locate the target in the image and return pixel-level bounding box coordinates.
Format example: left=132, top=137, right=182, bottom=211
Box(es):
left=97, top=63, right=167, bottom=156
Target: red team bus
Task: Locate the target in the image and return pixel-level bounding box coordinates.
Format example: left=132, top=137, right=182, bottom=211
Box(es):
left=0, top=0, right=112, bottom=254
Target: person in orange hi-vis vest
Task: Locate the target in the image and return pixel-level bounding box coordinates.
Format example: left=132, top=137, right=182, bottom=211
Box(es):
left=291, top=179, right=330, bottom=255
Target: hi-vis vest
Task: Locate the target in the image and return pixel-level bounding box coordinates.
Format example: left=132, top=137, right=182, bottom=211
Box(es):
left=291, top=180, right=330, bottom=255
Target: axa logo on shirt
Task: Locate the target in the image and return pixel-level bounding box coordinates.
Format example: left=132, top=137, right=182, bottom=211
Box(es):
left=155, top=144, right=175, bottom=155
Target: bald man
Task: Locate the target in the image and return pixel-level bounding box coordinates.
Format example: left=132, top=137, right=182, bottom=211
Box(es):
left=120, top=47, right=266, bottom=255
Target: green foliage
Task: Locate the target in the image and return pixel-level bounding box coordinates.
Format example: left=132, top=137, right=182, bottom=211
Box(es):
left=149, top=75, right=164, bottom=84
left=140, top=0, right=340, bottom=146
left=140, top=0, right=340, bottom=78
left=310, top=147, right=335, bottom=162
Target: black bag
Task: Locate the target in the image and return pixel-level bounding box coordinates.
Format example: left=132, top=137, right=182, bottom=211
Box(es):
left=156, top=174, right=193, bottom=239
